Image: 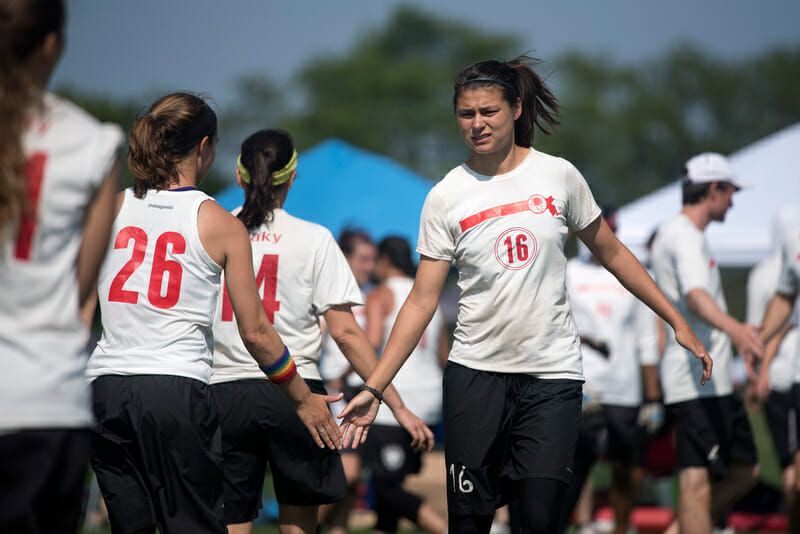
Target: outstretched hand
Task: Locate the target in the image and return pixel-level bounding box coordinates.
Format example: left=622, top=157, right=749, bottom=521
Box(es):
left=337, top=390, right=380, bottom=449
left=674, top=323, right=713, bottom=385
left=296, top=392, right=344, bottom=450
left=393, top=407, right=435, bottom=452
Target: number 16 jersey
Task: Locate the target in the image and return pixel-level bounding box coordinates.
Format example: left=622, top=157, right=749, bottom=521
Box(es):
left=87, top=188, right=223, bottom=383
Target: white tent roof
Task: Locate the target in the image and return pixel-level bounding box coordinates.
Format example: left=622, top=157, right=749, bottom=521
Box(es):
left=617, top=122, right=800, bottom=267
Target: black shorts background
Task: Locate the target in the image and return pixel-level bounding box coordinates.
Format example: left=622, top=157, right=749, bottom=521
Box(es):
left=764, top=389, right=796, bottom=468
left=442, top=361, right=582, bottom=516
left=212, top=378, right=346, bottom=523
left=360, top=424, right=422, bottom=481
left=667, top=394, right=757, bottom=480
left=90, top=374, right=225, bottom=534
left=603, top=404, right=650, bottom=466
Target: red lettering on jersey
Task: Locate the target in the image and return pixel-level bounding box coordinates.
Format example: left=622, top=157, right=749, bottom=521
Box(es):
left=221, top=254, right=281, bottom=323
left=14, top=152, right=48, bottom=260
left=545, top=195, right=561, bottom=216
left=710, top=258, right=716, bottom=268
left=459, top=200, right=530, bottom=231
left=250, top=232, right=283, bottom=243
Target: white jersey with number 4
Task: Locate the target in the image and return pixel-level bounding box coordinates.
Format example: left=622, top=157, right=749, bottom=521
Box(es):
left=87, top=188, right=222, bottom=383
left=651, top=213, right=733, bottom=404
left=0, top=94, right=122, bottom=431
left=417, top=148, right=601, bottom=377
left=211, top=208, right=363, bottom=383
left=373, top=277, right=444, bottom=426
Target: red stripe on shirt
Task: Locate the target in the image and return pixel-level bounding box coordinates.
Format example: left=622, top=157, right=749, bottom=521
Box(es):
left=459, top=200, right=530, bottom=232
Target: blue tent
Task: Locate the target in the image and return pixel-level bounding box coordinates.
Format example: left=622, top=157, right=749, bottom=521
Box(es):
left=214, top=138, right=434, bottom=248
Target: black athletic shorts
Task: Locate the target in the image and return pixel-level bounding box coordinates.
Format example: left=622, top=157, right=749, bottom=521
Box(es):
left=764, top=389, right=796, bottom=468
left=91, top=375, right=225, bottom=534
left=0, top=428, right=90, bottom=533
left=212, top=378, right=347, bottom=523
left=667, top=394, right=757, bottom=480
left=442, top=361, right=582, bottom=515
left=360, top=424, right=423, bottom=481
left=603, top=404, right=650, bottom=466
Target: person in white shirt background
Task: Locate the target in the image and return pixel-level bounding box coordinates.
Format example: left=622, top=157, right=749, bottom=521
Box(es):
left=210, top=129, right=433, bottom=534
left=650, top=152, right=763, bottom=534
left=562, top=205, right=662, bottom=534
left=759, top=214, right=800, bottom=531
left=87, top=98, right=340, bottom=534
left=748, top=207, right=800, bottom=522
left=0, top=0, right=122, bottom=531
left=339, top=54, right=710, bottom=534
left=362, top=235, right=449, bottom=534
left=317, top=228, right=377, bottom=534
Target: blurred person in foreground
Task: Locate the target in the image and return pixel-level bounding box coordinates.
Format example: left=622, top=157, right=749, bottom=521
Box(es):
left=362, top=236, right=448, bottom=534
left=650, top=153, right=762, bottom=534
left=758, top=211, right=800, bottom=531
left=211, top=130, right=433, bottom=534
left=0, top=0, right=122, bottom=531
left=561, top=205, right=662, bottom=534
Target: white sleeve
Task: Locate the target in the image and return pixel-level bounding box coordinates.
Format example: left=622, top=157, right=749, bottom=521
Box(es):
left=634, top=298, right=660, bottom=366
left=311, top=229, right=364, bottom=314
left=745, top=264, right=767, bottom=324
left=416, top=187, right=455, bottom=261
left=673, top=231, right=712, bottom=297
left=564, top=161, right=602, bottom=232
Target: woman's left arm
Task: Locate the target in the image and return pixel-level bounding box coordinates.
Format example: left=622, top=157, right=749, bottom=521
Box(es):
left=577, top=216, right=712, bottom=384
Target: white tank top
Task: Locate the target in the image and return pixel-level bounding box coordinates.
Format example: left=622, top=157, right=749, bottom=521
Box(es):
left=87, top=188, right=222, bottom=383
left=0, top=94, right=123, bottom=431
left=373, top=277, right=444, bottom=426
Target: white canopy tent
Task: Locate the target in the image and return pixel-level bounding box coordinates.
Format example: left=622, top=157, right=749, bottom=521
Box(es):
left=617, top=122, right=800, bottom=267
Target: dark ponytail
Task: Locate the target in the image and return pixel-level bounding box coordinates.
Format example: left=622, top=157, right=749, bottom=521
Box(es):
left=237, top=129, right=294, bottom=231
left=378, top=236, right=415, bottom=277
left=453, top=54, right=559, bottom=147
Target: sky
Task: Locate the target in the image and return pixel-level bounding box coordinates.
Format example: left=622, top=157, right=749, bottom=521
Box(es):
left=51, top=0, right=800, bottom=107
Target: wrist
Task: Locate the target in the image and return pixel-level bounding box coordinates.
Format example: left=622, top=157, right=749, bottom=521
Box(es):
left=360, top=384, right=384, bottom=404
left=260, top=345, right=297, bottom=384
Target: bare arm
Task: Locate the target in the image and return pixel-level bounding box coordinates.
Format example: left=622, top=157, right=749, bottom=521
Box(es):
left=339, top=256, right=450, bottom=446
left=760, top=293, right=795, bottom=344
left=77, top=161, right=119, bottom=308
left=577, top=216, right=712, bottom=384
left=754, top=321, right=792, bottom=401
left=438, top=321, right=451, bottom=369
left=686, top=288, right=764, bottom=366
left=364, top=285, right=392, bottom=349
left=199, top=201, right=342, bottom=449
left=325, top=304, right=434, bottom=451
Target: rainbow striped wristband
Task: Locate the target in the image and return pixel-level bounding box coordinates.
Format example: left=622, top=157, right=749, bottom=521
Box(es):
left=260, top=345, right=297, bottom=384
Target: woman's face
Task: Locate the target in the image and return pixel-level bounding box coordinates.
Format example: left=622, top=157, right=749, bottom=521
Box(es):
left=455, top=86, right=521, bottom=157
left=347, top=241, right=377, bottom=287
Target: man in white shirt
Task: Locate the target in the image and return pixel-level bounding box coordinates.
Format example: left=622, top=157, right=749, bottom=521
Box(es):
left=650, top=153, right=763, bottom=534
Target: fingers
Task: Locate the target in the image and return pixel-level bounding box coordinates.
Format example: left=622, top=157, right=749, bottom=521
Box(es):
left=322, top=392, right=345, bottom=404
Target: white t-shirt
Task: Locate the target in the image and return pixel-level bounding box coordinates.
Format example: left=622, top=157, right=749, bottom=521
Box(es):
left=417, top=148, right=601, bottom=377
left=747, top=252, right=798, bottom=390
left=211, top=208, right=363, bottom=383
left=0, top=94, right=122, bottom=431
left=88, top=188, right=222, bottom=383
left=566, top=257, right=659, bottom=407
left=373, top=277, right=444, bottom=426
left=651, top=213, right=733, bottom=404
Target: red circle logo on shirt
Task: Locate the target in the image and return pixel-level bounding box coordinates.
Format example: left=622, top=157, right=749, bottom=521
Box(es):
left=494, top=227, right=537, bottom=270
left=528, top=195, right=547, bottom=214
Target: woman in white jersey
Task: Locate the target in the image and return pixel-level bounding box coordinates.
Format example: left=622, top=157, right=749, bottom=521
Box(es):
left=340, top=55, right=712, bottom=534
left=361, top=236, right=448, bottom=534
left=0, top=1, right=122, bottom=531
left=87, top=98, right=340, bottom=534
left=210, top=129, right=433, bottom=534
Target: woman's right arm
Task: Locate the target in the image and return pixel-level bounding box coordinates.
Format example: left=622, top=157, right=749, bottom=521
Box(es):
left=339, top=256, right=450, bottom=446
left=198, top=201, right=342, bottom=449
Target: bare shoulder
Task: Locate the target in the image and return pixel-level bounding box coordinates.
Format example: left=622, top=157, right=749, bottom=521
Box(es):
left=197, top=199, right=250, bottom=265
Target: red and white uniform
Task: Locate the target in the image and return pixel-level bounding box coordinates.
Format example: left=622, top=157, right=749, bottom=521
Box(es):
left=417, top=148, right=601, bottom=377
left=0, top=94, right=122, bottom=431
left=87, top=188, right=222, bottom=383
left=566, top=257, right=659, bottom=407
left=651, top=213, right=733, bottom=404
left=373, top=277, right=444, bottom=426
left=211, top=208, right=362, bottom=383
